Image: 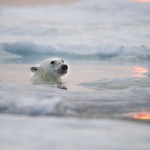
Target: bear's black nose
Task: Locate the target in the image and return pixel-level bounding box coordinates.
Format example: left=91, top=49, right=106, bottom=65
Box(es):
left=61, top=64, right=68, bottom=71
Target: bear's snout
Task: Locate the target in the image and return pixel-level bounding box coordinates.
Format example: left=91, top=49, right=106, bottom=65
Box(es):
left=61, top=64, right=68, bottom=71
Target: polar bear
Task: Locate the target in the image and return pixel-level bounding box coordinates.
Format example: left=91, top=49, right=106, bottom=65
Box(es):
left=30, top=58, right=68, bottom=89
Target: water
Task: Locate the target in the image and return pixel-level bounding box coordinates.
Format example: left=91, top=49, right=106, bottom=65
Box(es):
left=0, top=0, right=150, bottom=149
left=0, top=115, right=150, bottom=150
left=0, top=0, right=150, bottom=63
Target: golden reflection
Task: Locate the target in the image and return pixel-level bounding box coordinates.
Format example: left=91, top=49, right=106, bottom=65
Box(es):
left=133, top=66, right=149, bottom=78
left=132, top=111, right=150, bottom=120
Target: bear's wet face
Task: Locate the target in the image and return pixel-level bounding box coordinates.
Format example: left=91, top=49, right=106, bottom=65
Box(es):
left=49, top=59, right=68, bottom=75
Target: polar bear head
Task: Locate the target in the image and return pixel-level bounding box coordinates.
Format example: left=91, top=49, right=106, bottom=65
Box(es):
left=30, top=58, right=68, bottom=83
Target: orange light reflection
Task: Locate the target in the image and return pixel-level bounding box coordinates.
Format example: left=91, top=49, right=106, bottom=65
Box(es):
left=133, top=66, right=149, bottom=78
left=133, top=111, right=150, bottom=120
left=131, top=0, right=150, bottom=2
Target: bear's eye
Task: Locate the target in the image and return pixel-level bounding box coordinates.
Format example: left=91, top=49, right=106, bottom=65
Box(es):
left=51, top=61, right=55, bottom=64
left=61, top=60, right=64, bottom=63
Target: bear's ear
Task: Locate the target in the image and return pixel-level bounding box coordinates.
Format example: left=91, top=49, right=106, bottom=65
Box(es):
left=30, top=66, right=39, bottom=73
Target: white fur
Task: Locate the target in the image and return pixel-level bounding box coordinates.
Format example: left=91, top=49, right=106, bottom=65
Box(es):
left=30, top=58, right=68, bottom=84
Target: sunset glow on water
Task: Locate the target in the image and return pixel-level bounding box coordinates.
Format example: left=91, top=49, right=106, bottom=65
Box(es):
left=133, top=66, right=149, bottom=77
left=131, top=0, right=150, bottom=2
left=132, top=111, right=150, bottom=120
